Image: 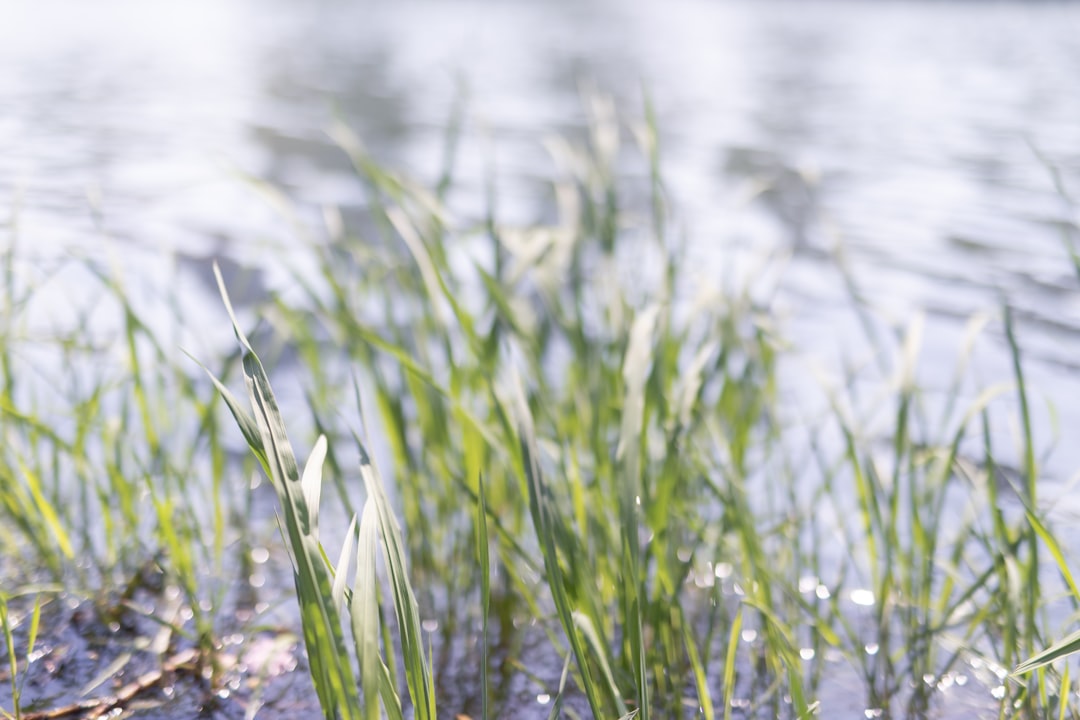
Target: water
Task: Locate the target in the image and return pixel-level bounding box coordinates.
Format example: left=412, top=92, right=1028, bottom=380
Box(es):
left=5, top=0, right=1080, bottom=448
left=4, top=0, right=1080, bottom=715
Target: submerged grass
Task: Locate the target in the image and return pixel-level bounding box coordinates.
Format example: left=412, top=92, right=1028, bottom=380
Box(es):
left=2, top=95, right=1080, bottom=719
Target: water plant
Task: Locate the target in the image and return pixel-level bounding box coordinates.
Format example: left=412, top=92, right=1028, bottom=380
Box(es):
left=1, top=94, right=1078, bottom=720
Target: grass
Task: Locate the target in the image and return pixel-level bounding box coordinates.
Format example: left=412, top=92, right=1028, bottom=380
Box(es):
left=1, top=94, right=1079, bottom=719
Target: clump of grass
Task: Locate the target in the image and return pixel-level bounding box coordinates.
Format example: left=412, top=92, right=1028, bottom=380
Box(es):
left=2, top=91, right=1079, bottom=720
left=203, top=263, right=437, bottom=719
left=0, top=241, right=277, bottom=715
left=260, top=93, right=1077, bottom=718
left=201, top=266, right=365, bottom=718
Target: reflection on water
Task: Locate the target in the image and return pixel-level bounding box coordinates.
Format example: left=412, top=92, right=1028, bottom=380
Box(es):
left=5, top=6, right=1080, bottom=476
left=5, top=0, right=1080, bottom=475
left=5, top=0, right=1080, bottom=461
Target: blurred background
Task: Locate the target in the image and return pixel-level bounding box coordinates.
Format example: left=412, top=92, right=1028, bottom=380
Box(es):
left=3, top=0, right=1080, bottom=470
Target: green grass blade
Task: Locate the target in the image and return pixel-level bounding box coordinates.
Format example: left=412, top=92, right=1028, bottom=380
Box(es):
left=14, top=458, right=73, bottom=561
left=574, top=612, right=628, bottom=716
left=476, top=472, right=491, bottom=720
left=616, top=304, right=660, bottom=720
left=25, top=597, right=40, bottom=661
left=332, top=514, right=358, bottom=611
left=1015, top=629, right=1080, bottom=675
left=1, top=596, right=19, bottom=720
left=186, top=351, right=267, bottom=467
left=545, top=652, right=574, bottom=720
left=377, top=659, right=406, bottom=720
left=353, top=499, right=384, bottom=720
left=209, top=264, right=361, bottom=720
left=507, top=370, right=619, bottom=718
left=722, top=606, right=742, bottom=720
left=301, top=435, right=328, bottom=539
left=1025, top=509, right=1080, bottom=602
left=354, top=436, right=436, bottom=720
left=683, top=608, right=714, bottom=720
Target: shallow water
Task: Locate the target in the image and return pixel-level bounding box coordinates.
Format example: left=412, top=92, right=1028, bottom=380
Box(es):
left=5, top=0, right=1080, bottom=716
left=6, top=0, right=1080, bottom=463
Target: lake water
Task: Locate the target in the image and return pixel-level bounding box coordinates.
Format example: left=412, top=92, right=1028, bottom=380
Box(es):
left=4, top=0, right=1080, bottom=714
left=5, top=0, right=1080, bottom=463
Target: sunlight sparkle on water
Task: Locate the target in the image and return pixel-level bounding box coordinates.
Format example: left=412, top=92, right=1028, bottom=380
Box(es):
left=693, top=563, right=716, bottom=588
left=537, top=693, right=551, bottom=705
left=850, top=589, right=875, bottom=606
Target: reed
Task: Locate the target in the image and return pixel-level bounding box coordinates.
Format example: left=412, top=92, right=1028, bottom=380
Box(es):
left=1, top=96, right=1077, bottom=719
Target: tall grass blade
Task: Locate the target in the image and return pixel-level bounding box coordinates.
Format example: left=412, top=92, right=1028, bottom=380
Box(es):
left=353, top=499, right=383, bottom=720
left=208, top=264, right=361, bottom=720
left=574, top=612, right=629, bottom=715
left=683, top=609, right=715, bottom=720
left=1004, top=304, right=1040, bottom=685
left=544, top=652, right=574, bottom=720
left=354, top=436, right=436, bottom=720
left=722, top=606, right=743, bottom=720
left=616, top=304, right=661, bottom=720
left=507, top=368, right=622, bottom=718
left=15, top=458, right=73, bottom=561
left=476, top=472, right=491, bottom=720
left=1, top=596, right=20, bottom=720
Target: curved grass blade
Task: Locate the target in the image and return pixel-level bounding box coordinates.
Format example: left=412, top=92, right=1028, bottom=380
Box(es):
left=207, top=264, right=361, bottom=720
left=301, top=435, right=328, bottom=539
